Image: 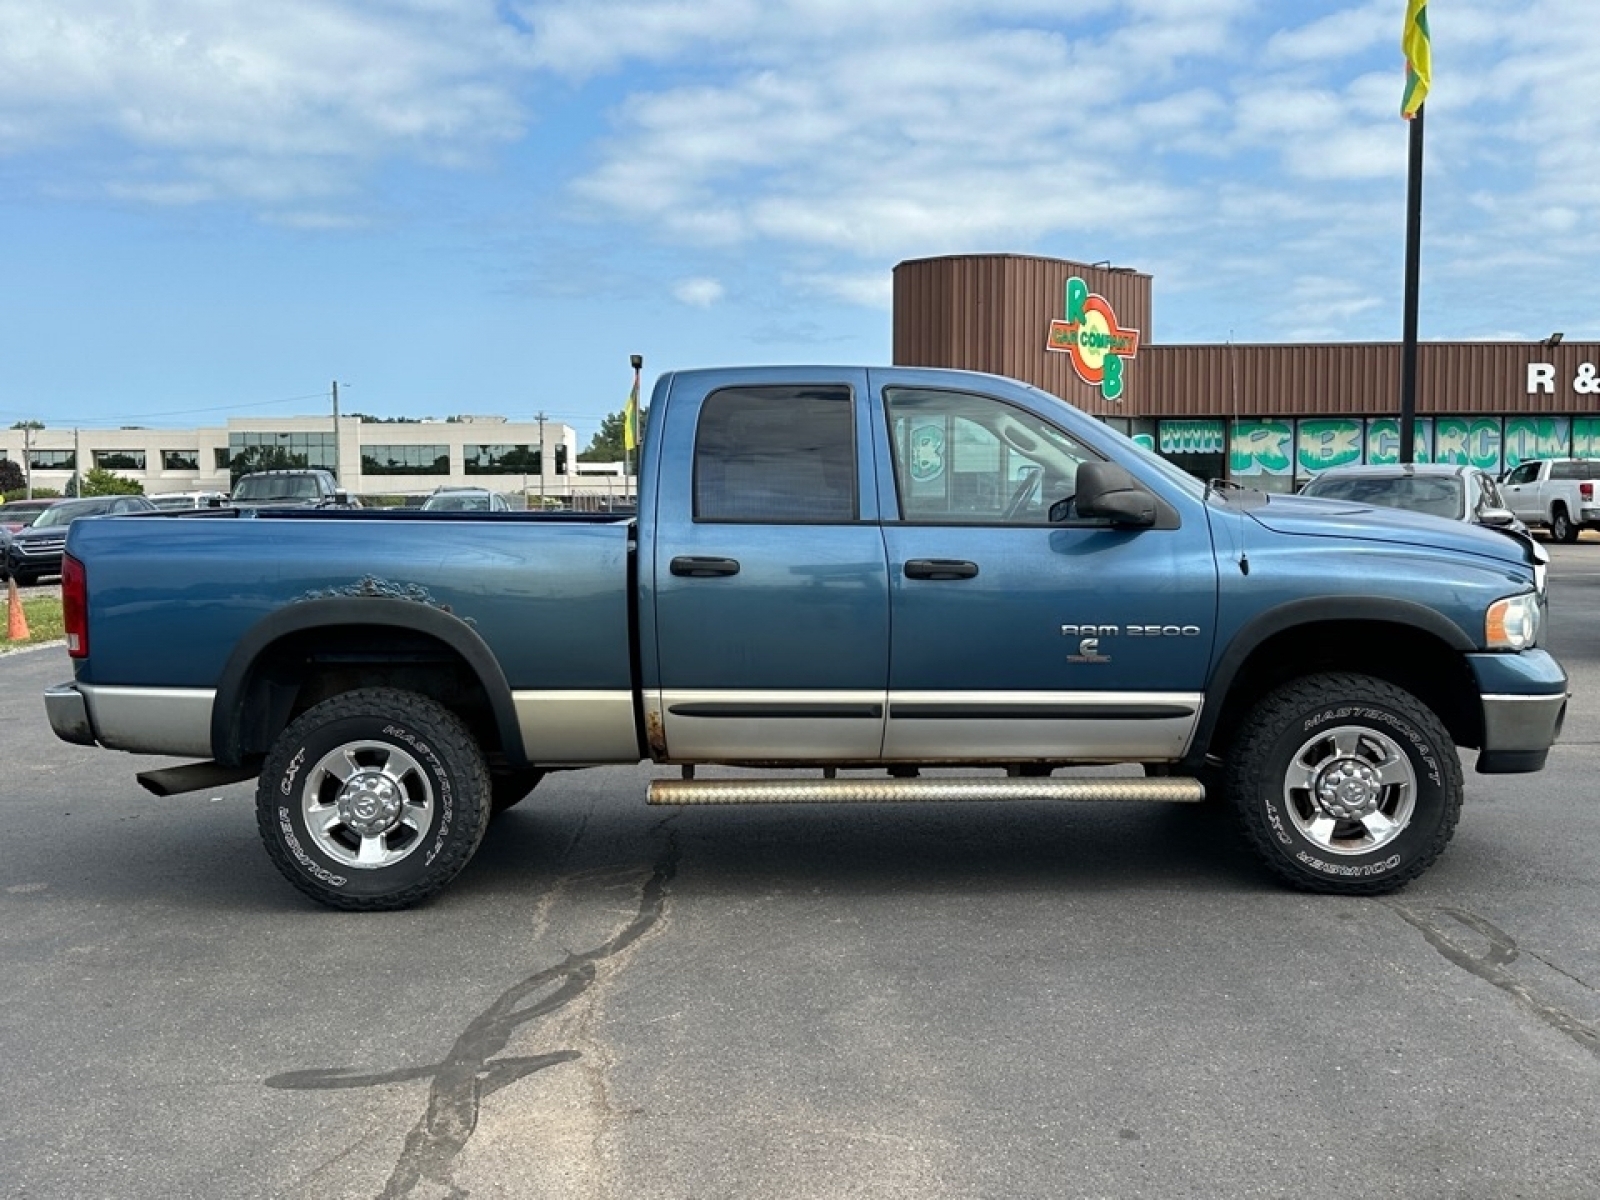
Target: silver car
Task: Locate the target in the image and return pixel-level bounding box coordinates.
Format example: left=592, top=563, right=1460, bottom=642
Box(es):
left=1299, top=463, right=1527, bottom=535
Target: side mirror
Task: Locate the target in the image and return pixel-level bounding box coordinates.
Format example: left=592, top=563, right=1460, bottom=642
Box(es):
left=1477, top=505, right=1516, bottom=528
left=1074, top=461, right=1157, bottom=528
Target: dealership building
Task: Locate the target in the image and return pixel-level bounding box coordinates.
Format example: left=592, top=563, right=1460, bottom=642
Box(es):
left=893, top=254, right=1600, bottom=490
left=7, top=252, right=1596, bottom=500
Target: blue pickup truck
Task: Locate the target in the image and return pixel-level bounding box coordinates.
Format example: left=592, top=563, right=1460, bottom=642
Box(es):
left=44, top=366, right=1567, bottom=910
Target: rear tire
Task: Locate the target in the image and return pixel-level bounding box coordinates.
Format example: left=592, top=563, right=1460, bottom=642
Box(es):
left=1225, top=673, right=1462, bottom=895
left=1552, top=506, right=1579, bottom=544
left=256, top=687, right=491, bottom=911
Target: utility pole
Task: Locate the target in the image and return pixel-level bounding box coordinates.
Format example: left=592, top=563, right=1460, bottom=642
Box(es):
left=73, top=428, right=81, bottom=497
left=536, top=411, right=547, bottom=507
left=22, top=424, right=33, bottom=499
left=331, top=381, right=342, bottom=482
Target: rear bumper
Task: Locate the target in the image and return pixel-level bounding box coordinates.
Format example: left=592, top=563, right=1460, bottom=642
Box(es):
left=44, top=682, right=216, bottom=756
left=44, top=683, right=96, bottom=746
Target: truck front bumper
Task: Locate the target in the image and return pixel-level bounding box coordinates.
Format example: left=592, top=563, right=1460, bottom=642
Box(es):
left=1467, top=649, right=1569, bottom=774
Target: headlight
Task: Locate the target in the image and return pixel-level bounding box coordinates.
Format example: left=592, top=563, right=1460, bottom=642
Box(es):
left=1486, top=592, right=1541, bottom=650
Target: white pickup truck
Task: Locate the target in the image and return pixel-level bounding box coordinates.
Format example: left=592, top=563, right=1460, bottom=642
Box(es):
left=1501, top=458, right=1600, bottom=543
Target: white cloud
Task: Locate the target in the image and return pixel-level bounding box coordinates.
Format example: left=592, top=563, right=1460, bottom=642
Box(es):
left=673, top=277, right=725, bottom=307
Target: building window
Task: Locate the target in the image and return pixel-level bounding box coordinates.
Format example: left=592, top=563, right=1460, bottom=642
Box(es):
left=225, top=432, right=336, bottom=481
left=29, top=449, right=75, bottom=470
left=362, top=444, right=449, bottom=475
left=163, top=449, right=200, bottom=470
left=464, top=444, right=535, bottom=475
left=214, top=448, right=232, bottom=470
left=94, top=449, right=147, bottom=471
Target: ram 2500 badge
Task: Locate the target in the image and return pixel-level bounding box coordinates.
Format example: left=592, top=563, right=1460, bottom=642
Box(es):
left=44, top=366, right=1567, bottom=910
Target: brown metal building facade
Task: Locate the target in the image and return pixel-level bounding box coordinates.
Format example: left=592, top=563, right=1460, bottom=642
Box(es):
left=893, top=253, right=1600, bottom=490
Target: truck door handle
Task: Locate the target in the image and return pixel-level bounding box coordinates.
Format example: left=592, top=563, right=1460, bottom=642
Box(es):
left=670, top=556, right=741, bottom=577
left=904, top=558, right=979, bottom=580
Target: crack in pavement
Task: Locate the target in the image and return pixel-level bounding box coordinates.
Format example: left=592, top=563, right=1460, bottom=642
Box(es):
left=265, top=839, right=678, bottom=1199
left=1384, top=900, right=1600, bottom=1059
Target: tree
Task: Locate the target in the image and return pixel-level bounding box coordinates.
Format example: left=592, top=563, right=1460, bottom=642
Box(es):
left=81, top=467, right=145, bottom=496
left=580, top=405, right=648, bottom=462
left=0, top=459, right=23, bottom=494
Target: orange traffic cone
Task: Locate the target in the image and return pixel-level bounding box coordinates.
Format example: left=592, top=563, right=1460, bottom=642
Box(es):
left=6, top=578, right=28, bottom=641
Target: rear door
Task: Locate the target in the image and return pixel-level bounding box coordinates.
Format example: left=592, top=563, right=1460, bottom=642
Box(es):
left=869, top=375, right=1219, bottom=763
left=649, top=371, right=891, bottom=761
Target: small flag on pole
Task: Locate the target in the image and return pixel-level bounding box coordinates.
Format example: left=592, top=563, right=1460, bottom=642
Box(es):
left=1401, top=0, right=1431, bottom=118
left=623, top=375, right=639, bottom=453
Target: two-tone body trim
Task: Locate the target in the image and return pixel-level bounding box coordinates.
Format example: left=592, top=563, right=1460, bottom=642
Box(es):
left=512, top=690, right=642, bottom=764
left=882, top=690, right=1201, bottom=760
left=648, top=688, right=1202, bottom=762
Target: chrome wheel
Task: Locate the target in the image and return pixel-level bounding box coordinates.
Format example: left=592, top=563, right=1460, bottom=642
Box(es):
left=300, top=739, right=436, bottom=869
left=1282, top=724, right=1416, bottom=856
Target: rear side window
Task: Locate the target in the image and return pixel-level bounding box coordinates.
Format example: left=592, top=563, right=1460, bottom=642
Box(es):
left=693, top=386, right=857, bottom=523
left=1550, top=460, right=1600, bottom=480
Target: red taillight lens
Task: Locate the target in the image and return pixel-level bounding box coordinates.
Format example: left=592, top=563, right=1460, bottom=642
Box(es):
left=1581, top=483, right=1594, bottom=501
left=61, top=553, right=88, bottom=658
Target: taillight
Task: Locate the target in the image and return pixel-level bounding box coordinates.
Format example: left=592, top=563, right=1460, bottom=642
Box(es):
left=1581, top=483, right=1594, bottom=501
left=62, top=553, right=88, bottom=658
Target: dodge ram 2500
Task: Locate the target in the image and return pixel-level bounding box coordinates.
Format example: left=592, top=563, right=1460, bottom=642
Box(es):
left=45, top=366, right=1568, bottom=910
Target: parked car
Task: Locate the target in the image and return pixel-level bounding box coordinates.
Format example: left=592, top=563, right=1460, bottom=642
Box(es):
left=1299, top=464, right=1527, bottom=536
left=2, top=497, right=57, bottom=534
left=1, top=498, right=59, bottom=581
left=230, top=469, right=355, bottom=510
left=148, top=491, right=229, bottom=511
left=4, top=494, right=158, bottom=585
left=1499, top=458, right=1600, bottom=543
left=421, top=487, right=511, bottom=513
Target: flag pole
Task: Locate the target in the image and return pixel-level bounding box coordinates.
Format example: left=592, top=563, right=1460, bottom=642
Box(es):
left=1399, top=103, right=1424, bottom=465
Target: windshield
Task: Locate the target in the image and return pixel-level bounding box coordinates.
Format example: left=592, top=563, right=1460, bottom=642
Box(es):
left=234, top=475, right=319, bottom=502
left=32, top=500, right=108, bottom=529
left=1301, top=474, right=1466, bottom=519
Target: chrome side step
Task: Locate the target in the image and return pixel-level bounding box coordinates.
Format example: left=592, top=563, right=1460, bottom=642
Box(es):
left=647, top=776, right=1205, bottom=806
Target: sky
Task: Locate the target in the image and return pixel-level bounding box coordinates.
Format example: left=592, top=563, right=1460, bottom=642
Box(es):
left=2, top=0, right=1598, bottom=451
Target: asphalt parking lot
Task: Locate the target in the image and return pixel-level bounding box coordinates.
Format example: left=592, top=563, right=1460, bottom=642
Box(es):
left=2, top=540, right=1597, bottom=1200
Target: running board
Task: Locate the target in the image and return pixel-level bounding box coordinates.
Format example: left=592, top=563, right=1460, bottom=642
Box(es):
left=647, top=776, right=1205, bottom=806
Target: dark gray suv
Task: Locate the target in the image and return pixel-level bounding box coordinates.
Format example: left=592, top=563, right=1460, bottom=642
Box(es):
left=4, top=495, right=158, bottom=585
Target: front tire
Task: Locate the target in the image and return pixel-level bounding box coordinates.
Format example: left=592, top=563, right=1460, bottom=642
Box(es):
left=256, top=688, right=491, bottom=911
left=1225, top=673, right=1463, bottom=895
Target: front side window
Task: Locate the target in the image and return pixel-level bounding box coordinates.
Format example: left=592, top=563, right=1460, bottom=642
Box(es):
left=693, top=386, right=857, bottom=523
left=885, top=388, right=1096, bottom=524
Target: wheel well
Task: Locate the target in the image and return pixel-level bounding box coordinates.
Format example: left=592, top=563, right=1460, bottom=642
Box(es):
left=228, top=624, right=503, bottom=763
left=1206, top=620, right=1481, bottom=761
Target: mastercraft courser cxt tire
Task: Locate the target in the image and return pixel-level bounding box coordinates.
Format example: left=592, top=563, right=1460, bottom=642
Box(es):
left=1224, top=672, right=1464, bottom=895
left=256, top=687, right=492, bottom=911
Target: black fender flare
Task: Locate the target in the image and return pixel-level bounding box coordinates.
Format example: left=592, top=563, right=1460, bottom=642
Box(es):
left=210, top=597, right=526, bottom=768
left=1190, top=596, right=1475, bottom=762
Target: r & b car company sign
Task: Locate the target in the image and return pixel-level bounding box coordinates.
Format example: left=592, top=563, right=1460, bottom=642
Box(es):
left=1047, top=276, right=1140, bottom=402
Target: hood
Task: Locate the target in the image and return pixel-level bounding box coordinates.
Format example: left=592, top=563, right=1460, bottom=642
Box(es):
left=1244, top=492, right=1533, bottom=565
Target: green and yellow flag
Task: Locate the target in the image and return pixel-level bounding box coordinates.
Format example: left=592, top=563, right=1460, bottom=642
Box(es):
left=1401, top=0, right=1431, bottom=118
left=623, top=375, right=639, bottom=453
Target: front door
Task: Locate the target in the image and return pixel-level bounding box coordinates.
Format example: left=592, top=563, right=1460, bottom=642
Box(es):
left=873, top=379, right=1219, bottom=764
